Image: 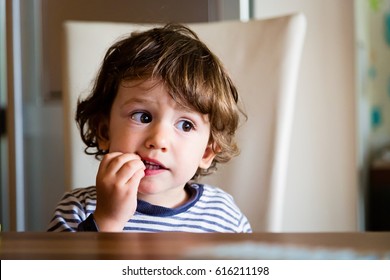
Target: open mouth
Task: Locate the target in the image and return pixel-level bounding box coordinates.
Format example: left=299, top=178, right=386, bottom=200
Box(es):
left=142, top=160, right=166, bottom=171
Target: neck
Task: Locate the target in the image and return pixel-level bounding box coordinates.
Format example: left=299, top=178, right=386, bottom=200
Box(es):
left=137, top=186, right=190, bottom=208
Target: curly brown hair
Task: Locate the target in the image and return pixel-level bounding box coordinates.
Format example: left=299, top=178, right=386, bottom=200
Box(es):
left=76, top=23, right=246, bottom=178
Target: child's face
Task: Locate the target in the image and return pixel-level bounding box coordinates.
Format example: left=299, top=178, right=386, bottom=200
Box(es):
left=99, top=79, right=216, bottom=206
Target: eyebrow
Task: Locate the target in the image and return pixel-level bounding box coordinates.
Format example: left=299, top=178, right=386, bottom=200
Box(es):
left=120, top=97, right=153, bottom=108
left=120, top=96, right=196, bottom=113
left=119, top=80, right=199, bottom=113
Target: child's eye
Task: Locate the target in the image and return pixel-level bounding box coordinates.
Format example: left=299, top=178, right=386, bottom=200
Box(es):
left=131, top=112, right=152, bottom=123
left=176, top=120, right=194, bottom=132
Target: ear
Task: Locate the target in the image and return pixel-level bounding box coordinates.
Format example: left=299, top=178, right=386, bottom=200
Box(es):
left=98, top=137, right=110, bottom=151
left=199, top=143, right=217, bottom=169
left=97, top=119, right=110, bottom=151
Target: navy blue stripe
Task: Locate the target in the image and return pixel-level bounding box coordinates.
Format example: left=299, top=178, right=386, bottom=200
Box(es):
left=136, top=183, right=202, bottom=216
left=190, top=205, right=239, bottom=223
left=130, top=217, right=236, bottom=232
left=185, top=213, right=238, bottom=229
left=48, top=184, right=251, bottom=232
left=57, top=201, right=86, bottom=212
left=124, top=223, right=219, bottom=232
left=61, top=187, right=96, bottom=200
left=198, top=199, right=240, bottom=216
left=201, top=188, right=234, bottom=202
left=52, top=215, right=81, bottom=225
left=53, top=209, right=83, bottom=221
left=47, top=220, right=75, bottom=232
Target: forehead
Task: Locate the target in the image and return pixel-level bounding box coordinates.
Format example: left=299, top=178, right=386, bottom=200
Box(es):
left=121, top=77, right=159, bottom=89
left=118, top=79, right=195, bottom=112
left=117, top=79, right=172, bottom=105
left=116, top=79, right=197, bottom=112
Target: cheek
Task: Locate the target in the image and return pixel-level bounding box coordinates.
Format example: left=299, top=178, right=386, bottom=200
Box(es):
left=183, top=141, right=209, bottom=163
left=107, top=132, right=137, bottom=152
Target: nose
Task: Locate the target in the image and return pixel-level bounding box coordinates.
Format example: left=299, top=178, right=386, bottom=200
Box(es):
left=144, top=122, right=169, bottom=152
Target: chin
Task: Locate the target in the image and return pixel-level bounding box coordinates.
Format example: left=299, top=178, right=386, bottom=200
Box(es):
left=138, top=184, right=160, bottom=195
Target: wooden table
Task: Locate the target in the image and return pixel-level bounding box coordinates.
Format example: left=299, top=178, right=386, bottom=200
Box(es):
left=1, top=232, right=390, bottom=259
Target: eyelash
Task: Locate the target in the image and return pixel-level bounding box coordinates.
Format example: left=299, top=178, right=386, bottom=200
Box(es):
left=130, top=111, right=152, bottom=123
left=130, top=111, right=196, bottom=132
left=176, top=120, right=195, bottom=132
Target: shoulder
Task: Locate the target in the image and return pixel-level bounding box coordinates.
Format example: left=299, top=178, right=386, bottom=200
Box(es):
left=60, top=186, right=97, bottom=202
left=189, top=183, right=240, bottom=215
left=47, top=186, right=97, bottom=232
left=194, top=183, right=235, bottom=204
left=190, top=183, right=252, bottom=233
left=55, top=186, right=97, bottom=211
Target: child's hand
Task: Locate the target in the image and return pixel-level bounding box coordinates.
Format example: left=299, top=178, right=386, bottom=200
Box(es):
left=93, top=152, right=145, bottom=231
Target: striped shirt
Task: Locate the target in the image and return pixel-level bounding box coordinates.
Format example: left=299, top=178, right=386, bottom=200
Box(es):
left=47, top=183, right=252, bottom=233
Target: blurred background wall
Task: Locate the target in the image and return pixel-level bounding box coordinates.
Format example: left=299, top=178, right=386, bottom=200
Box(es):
left=2, top=0, right=389, bottom=232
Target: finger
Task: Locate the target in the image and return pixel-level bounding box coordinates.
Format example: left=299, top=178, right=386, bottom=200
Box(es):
left=126, top=168, right=145, bottom=188
left=115, top=158, right=145, bottom=186
left=98, top=152, right=124, bottom=173
left=102, top=153, right=142, bottom=175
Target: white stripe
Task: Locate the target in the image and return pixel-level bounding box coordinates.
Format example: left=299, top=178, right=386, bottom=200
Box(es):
left=49, top=184, right=251, bottom=232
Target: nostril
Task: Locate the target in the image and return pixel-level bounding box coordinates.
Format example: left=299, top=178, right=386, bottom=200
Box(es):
left=145, top=138, right=167, bottom=151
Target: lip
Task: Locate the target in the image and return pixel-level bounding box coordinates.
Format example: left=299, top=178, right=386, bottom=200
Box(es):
left=140, top=157, right=168, bottom=176
left=141, top=157, right=167, bottom=169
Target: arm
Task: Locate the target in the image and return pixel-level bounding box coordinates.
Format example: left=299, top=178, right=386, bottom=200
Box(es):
left=47, top=153, right=144, bottom=232
left=77, top=214, right=99, bottom=231
left=47, top=187, right=96, bottom=232
left=92, top=152, right=145, bottom=232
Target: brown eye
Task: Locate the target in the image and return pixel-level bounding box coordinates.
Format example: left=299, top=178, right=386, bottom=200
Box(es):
left=177, top=120, right=194, bottom=132
left=131, top=112, right=152, bottom=123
